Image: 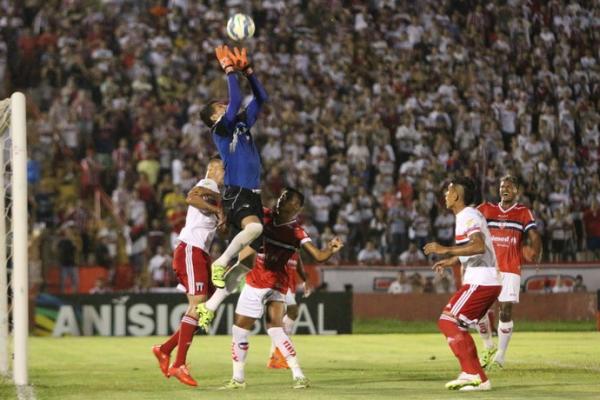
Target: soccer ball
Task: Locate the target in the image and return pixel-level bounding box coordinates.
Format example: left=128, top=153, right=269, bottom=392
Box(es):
left=227, top=13, right=255, bottom=41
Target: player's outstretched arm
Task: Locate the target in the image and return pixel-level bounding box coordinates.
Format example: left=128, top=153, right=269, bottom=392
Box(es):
left=424, top=233, right=486, bottom=257
left=215, top=45, right=243, bottom=129
left=302, top=237, right=343, bottom=263
left=228, top=47, right=268, bottom=127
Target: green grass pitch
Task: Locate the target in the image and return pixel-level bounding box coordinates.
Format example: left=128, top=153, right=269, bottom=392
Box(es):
left=1, top=332, right=599, bottom=399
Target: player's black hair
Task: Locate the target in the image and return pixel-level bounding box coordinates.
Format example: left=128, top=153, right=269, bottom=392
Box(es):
left=283, top=187, right=305, bottom=207
left=200, top=100, right=222, bottom=128
left=450, top=176, right=477, bottom=205
left=500, top=174, right=519, bottom=187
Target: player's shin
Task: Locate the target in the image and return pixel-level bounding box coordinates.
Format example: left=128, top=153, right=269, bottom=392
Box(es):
left=232, top=325, right=250, bottom=382
left=282, top=315, right=295, bottom=335
left=495, top=320, right=514, bottom=363
left=215, top=222, right=263, bottom=267
left=267, top=327, right=304, bottom=379
left=438, top=316, right=488, bottom=382
left=172, top=315, right=198, bottom=368
left=205, top=288, right=230, bottom=312
left=477, top=312, right=495, bottom=350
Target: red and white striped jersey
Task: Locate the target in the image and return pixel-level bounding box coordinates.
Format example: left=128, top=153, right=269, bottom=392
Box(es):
left=477, top=202, right=536, bottom=275
left=455, top=206, right=499, bottom=286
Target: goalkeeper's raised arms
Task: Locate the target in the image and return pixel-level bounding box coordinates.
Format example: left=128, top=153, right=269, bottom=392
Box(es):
left=215, top=45, right=235, bottom=74
left=228, top=47, right=252, bottom=74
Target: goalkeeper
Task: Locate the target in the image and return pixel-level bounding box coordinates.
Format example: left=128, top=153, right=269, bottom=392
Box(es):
left=199, top=45, right=267, bottom=299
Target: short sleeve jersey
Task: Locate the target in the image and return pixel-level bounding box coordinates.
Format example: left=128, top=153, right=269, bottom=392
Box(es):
left=455, top=207, right=500, bottom=286
left=247, top=208, right=311, bottom=291
left=477, top=202, right=536, bottom=275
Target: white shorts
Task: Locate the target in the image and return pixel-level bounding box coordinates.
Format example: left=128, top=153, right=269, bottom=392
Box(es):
left=235, top=284, right=286, bottom=319
left=285, top=288, right=297, bottom=306
left=497, top=272, right=521, bottom=303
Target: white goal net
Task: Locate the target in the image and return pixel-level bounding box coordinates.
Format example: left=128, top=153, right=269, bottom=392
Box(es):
left=0, top=92, right=29, bottom=386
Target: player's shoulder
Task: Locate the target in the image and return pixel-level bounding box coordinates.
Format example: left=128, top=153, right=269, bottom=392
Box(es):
left=196, top=178, right=219, bottom=193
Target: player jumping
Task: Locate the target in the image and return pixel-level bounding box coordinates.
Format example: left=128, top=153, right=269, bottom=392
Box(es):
left=199, top=45, right=267, bottom=292
left=152, top=156, right=224, bottom=386
left=476, top=175, right=542, bottom=370
left=218, top=188, right=343, bottom=389
left=424, top=177, right=501, bottom=391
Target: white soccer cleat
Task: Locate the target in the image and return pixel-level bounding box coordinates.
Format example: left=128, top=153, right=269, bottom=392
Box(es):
left=459, top=379, right=492, bottom=391
left=445, top=372, right=482, bottom=390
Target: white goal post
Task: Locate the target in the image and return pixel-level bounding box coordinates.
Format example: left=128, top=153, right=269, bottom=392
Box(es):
left=0, top=92, right=29, bottom=386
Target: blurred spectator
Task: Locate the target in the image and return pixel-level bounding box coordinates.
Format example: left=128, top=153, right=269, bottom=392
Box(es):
left=409, top=272, right=424, bottom=293
left=583, top=200, right=600, bottom=260
left=357, top=240, right=383, bottom=266
left=399, top=242, right=427, bottom=266
left=423, top=277, right=436, bottom=294
left=89, top=277, right=111, bottom=294
left=552, top=275, right=572, bottom=293
left=8, top=0, right=600, bottom=293
left=148, top=246, right=172, bottom=287
left=56, top=222, right=81, bottom=294
left=573, top=275, right=588, bottom=293
left=387, top=271, right=411, bottom=294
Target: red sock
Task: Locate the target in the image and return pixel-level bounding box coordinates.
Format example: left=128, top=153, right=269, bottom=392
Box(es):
left=461, top=329, right=488, bottom=381
left=160, top=329, right=180, bottom=355
left=438, top=317, right=488, bottom=381
left=172, top=315, right=198, bottom=368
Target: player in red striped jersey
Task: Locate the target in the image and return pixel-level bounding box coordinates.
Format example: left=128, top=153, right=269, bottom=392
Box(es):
left=476, top=175, right=542, bottom=370
left=219, top=188, right=343, bottom=390
left=424, top=177, right=501, bottom=391
left=152, top=156, right=224, bottom=386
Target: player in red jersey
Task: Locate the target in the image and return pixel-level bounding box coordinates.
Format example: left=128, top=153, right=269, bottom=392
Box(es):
left=267, top=253, right=312, bottom=369
left=151, top=156, right=224, bottom=387
left=424, top=177, right=501, bottom=391
left=218, top=188, right=343, bottom=390
left=476, top=175, right=542, bottom=369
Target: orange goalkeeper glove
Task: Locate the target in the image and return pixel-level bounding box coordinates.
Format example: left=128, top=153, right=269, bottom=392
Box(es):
left=215, top=45, right=235, bottom=74
left=228, top=47, right=253, bottom=75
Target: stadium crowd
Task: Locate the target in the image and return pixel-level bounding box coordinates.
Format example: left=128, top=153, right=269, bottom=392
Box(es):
left=2, top=0, right=600, bottom=292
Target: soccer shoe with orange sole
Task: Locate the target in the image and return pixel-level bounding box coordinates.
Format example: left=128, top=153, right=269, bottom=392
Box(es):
left=152, top=345, right=170, bottom=378
left=168, top=364, right=198, bottom=387
left=267, top=348, right=289, bottom=369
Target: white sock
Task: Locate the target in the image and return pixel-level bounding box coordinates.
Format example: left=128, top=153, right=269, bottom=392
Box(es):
left=477, top=313, right=495, bottom=350
left=232, top=325, right=250, bottom=382
left=215, top=222, right=262, bottom=267
left=267, top=327, right=304, bottom=379
left=282, top=315, right=295, bottom=336
left=496, top=320, right=514, bottom=362
left=205, top=287, right=230, bottom=312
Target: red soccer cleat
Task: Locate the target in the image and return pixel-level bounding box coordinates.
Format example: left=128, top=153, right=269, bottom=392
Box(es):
left=168, top=364, right=198, bottom=387
left=267, top=347, right=289, bottom=369
left=152, top=345, right=171, bottom=378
